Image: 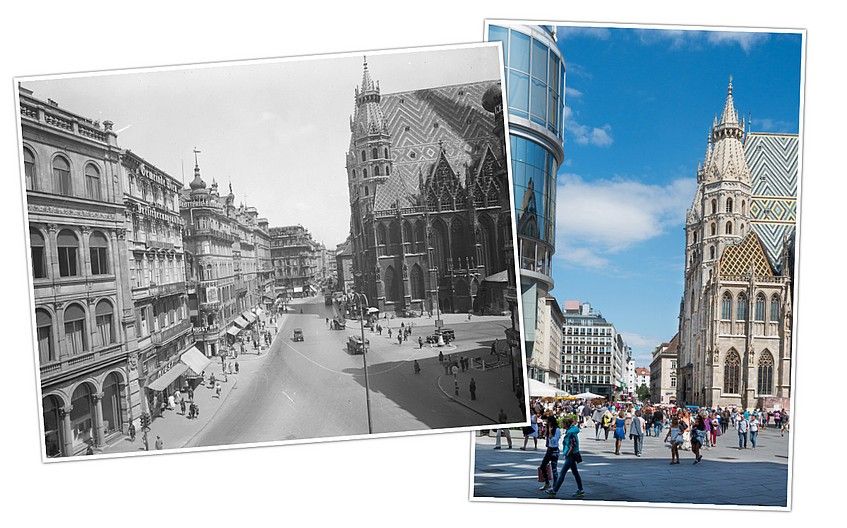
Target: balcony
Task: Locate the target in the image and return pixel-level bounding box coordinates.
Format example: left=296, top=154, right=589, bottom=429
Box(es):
left=151, top=319, right=192, bottom=346
left=147, top=239, right=176, bottom=251
left=40, top=344, right=124, bottom=380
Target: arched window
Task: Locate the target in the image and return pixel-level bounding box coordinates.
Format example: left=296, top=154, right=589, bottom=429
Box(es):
left=770, top=295, right=781, bottom=322
left=84, top=164, right=101, bottom=200
left=24, top=147, right=36, bottom=190
left=736, top=292, right=748, bottom=320
left=709, top=246, right=715, bottom=260
left=363, top=168, right=368, bottom=178
left=352, top=170, right=356, bottom=178
left=757, top=351, right=774, bottom=395
left=36, top=309, right=55, bottom=363
left=63, top=303, right=87, bottom=355
left=726, top=221, right=733, bottom=235
left=385, top=165, right=390, bottom=176
left=57, top=229, right=79, bottom=277
left=741, top=200, right=746, bottom=215
left=724, top=349, right=741, bottom=394
left=754, top=293, right=766, bottom=321
left=711, top=199, right=717, bottom=215
left=374, top=166, right=380, bottom=176
left=361, top=150, right=366, bottom=162
left=721, top=292, right=732, bottom=320
left=710, top=223, right=716, bottom=236
left=693, top=231, right=698, bottom=243
left=30, top=228, right=47, bottom=279
left=726, top=198, right=733, bottom=213
left=53, top=156, right=72, bottom=196
left=364, top=186, right=369, bottom=196
left=372, top=147, right=378, bottom=159
left=89, top=232, right=109, bottom=275
left=384, top=147, right=389, bottom=158
left=95, top=300, right=115, bottom=347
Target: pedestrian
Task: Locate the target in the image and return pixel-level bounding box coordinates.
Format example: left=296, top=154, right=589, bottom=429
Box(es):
left=215, top=381, right=222, bottom=398
left=522, top=412, right=539, bottom=450
left=613, top=410, right=626, bottom=455
left=592, top=405, right=605, bottom=440
left=749, top=414, right=760, bottom=448
left=235, top=361, right=239, bottom=374
left=494, top=408, right=512, bottom=449
left=664, top=417, right=683, bottom=464
left=653, top=408, right=664, bottom=437
left=780, top=411, right=790, bottom=437
left=85, top=440, right=95, bottom=456
left=167, top=393, right=175, bottom=410
left=490, top=340, right=497, bottom=357
left=454, top=377, right=459, bottom=396
left=601, top=407, right=614, bottom=441
left=418, top=336, right=423, bottom=349
left=630, top=409, right=646, bottom=456
left=388, top=328, right=392, bottom=339
left=154, top=436, right=163, bottom=450
left=691, top=414, right=706, bottom=463
left=710, top=412, right=720, bottom=446
left=188, top=387, right=194, bottom=401
left=470, top=378, right=477, bottom=401
left=413, top=359, right=421, bottom=375
left=398, top=334, right=403, bottom=345
left=537, top=415, right=559, bottom=490
left=736, top=411, right=749, bottom=449
left=180, top=399, right=186, bottom=415
left=438, top=350, right=444, bottom=363
left=546, top=416, right=585, bottom=498
left=128, top=422, right=136, bottom=441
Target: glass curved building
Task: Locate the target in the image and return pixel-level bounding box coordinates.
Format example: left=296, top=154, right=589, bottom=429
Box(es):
left=488, top=24, right=565, bottom=356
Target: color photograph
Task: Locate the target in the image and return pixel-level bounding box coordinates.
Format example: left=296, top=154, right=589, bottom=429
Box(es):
left=471, top=21, right=803, bottom=509
left=15, top=43, right=530, bottom=460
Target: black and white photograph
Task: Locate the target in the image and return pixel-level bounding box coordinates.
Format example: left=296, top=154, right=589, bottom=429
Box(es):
left=15, top=42, right=529, bottom=460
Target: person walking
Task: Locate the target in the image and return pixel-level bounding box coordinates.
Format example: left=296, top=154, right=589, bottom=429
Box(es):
left=630, top=409, right=646, bottom=457
left=691, top=414, right=706, bottom=464
left=602, top=407, right=614, bottom=441
left=215, top=381, right=222, bottom=399
left=546, top=416, right=585, bottom=498
left=438, top=350, right=444, bottom=363
left=613, top=410, right=626, bottom=455
left=665, top=417, right=684, bottom=464
left=736, top=411, right=749, bottom=449
left=653, top=408, right=664, bottom=438
left=749, top=414, right=760, bottom=448
left=235, top=361, right=239, bottom=374
left=780, top=411, right=790, bottom=437
left=469, top=378, right=477, bottom=400
left=179, top=398, right=186, bottom=415
left=413, top=359, right=421, bottom=375
left=592, top=405, right=605, bottom=440
left=128, top=422, right=136, bottom=442
left=537, top=416, right=560, bottom=491
left=710, top=412, right=720, bottom=447
left=418, top=336, right=424, bottom=349
left=494, top=408, right=512, bottom=449
left=154, top=436, right=163, bottom=450
left=522, top=412, right=539, bottom=450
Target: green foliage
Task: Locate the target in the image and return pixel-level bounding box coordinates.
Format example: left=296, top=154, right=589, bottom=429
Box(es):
left=636, top=383, right=651, bottom=402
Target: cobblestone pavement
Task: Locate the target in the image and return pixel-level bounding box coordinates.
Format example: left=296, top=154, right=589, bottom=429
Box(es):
left=472, top=423, right=790, bottom=507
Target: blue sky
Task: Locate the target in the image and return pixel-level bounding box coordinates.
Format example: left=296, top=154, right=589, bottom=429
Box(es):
left=550, top=27, right=803, bottom=366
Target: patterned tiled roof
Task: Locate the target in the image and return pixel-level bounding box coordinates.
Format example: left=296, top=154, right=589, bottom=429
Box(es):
left=719, top=232, right=775, bottom=277
left=372, top=81, right=503, bottom=210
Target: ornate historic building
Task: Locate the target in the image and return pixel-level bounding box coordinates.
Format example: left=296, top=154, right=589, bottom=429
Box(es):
left=650, top=333, right=679, bottom=405
left=21, top=87, right=138, bottom=457
left=345, top=58, right=512, bottom=314
left=678, top=80, right=796, bottom=409
left=121, top=151, right=195, bottom=418
left=270, top=224, right=323, bottom=299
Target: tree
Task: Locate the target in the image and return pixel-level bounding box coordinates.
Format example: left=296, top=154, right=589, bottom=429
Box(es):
left=636, top=383, right=650, bottom=402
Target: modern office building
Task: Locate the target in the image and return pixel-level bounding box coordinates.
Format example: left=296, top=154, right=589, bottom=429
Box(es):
left=488, top=24, right=565, bottom=358
left=560, top=301, right=628, bottom=398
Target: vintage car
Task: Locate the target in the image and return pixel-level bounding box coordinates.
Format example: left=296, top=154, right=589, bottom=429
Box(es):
left=425, top=328, right=456, bottom=345
left=346, top=335, right=370, bottom=354
left=292, top=328, right=304, bottom=342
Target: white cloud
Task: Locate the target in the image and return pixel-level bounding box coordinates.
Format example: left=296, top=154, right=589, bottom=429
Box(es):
left=565, top=86, right=583, bottom=99
left=630, top=28, right=769, bottom=54
left=555, top=244, right=610, bottom=269
left=555, top=173, right=696, bottom=257
left=558, top=27, right=611, bottom=40
left=564, top=105, right=614, bottom=147
left=706, top=31, right=769, bottom=53
left=749, top=117, right=792, bottom=132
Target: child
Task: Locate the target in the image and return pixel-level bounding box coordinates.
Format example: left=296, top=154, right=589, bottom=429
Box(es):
left=664, top=417, right=684, bottom=464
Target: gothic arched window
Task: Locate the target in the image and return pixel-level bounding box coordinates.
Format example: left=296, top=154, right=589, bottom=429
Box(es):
left=374, top=166, right=380, bottom=176
left=361, top=150, right=366, bottom=161
left=372, top=147, right=378, bottom=159
left=757, top=351, right=774, bottom=395
left=726, top=198, right=733, bottom=213
left=710, top=223, right=716, bottom=236
left=754, top=293, right=766, bottom=321
left=709, top=246, right=715, bottom=260
left=736, top=292, right=748, bottom=320
left=726, top=221, right=733, bottom=235
left=770, top=294, right=780, bottom=322
left=363, top=168, right=368, bottom=178
left=741, top=200, right=746, bottom=215
left=385, top=165, right=390, bottom=176
left=384, top=147, right=389, bottom=159
left=711, top=199, right=717, bottom=215
left=721, top=291, right=732, bottom=320
left=693, top=231, right=698, bottom=243
left=724, top=349, right=741, bottom=394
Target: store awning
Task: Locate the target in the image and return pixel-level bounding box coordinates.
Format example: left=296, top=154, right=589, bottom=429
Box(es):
left=226, top=326, right=241, bottom=336
left=233, top=316, right=250, bottom=328
left=293, top=287, right=303, bottom=293
left=242, top=311, right=257, bottom=323
left=146, top=363, right=189, bottom=392
left=180, top=346, right=211, bottom=376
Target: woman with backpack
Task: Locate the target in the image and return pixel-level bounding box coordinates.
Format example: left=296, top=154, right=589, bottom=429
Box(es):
left=537, top=416, right=560, bottom=491
left=545, top=416, right=585, bottom=498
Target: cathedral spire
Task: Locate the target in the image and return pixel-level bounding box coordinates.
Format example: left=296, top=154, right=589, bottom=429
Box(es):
left=702, top=77, right=751, bottom=183
left=719, top=76, right=739, bottom=126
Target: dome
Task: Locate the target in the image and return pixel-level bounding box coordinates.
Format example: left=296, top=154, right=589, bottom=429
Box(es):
left=189, top=166, right=206, bottom=191
left=482, top=83, right=503, bottom=113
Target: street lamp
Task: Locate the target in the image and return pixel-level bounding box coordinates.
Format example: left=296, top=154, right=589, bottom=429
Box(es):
left=351, top=290, right=373, bottom=434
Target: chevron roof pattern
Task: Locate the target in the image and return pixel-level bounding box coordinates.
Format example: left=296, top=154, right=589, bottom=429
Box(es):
left=371, top=81, right=503, bottom=210
left=744, top=132, right=799, bottom=264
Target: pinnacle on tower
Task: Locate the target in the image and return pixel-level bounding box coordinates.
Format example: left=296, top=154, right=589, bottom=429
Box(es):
left=720, top=76, right=739, bottom=125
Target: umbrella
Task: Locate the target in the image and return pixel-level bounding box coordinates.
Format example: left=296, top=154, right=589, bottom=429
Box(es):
left=367, top=307, right=380, bottom=314
left=574, top=391, right=604, bottom=400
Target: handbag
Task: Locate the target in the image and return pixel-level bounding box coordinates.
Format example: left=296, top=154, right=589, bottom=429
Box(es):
left=537, top=464, right=553, bottom=482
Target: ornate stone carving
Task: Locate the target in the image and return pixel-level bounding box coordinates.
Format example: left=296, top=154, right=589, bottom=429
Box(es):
left=47, top=223, right=58, bottom=233
left=402, top=263, right=408, bottom=279
left=59, top=405, right=73, bottom=418
left=116, top=228, right=126, bottom=240
left=713, top=347, right=720, bottom=364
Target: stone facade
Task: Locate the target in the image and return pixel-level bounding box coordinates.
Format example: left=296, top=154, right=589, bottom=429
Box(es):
left=678, top=80, right=795, bottom=410
left=528, top=296, right=563, bottom=388
left=270, top=225, right=323, bottom=299
left=650, top=334, right=679, bottom=405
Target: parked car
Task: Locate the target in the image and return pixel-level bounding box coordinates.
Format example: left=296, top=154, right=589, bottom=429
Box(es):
left=292, top=328, right=304, bottom=342
left=347, top=335, right=370, bottom=354
left=425, top=328, right=456, bottom=345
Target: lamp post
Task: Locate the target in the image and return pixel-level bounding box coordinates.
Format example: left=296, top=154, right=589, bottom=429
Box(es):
left=351, top=289, right=373, bottom=434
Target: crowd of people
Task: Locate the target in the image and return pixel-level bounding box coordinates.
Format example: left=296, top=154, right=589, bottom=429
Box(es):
left=496, top=397, right=790, bottom=499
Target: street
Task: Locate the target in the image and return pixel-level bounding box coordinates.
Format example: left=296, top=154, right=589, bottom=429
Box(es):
left=472, top=423, right=790, bottom=507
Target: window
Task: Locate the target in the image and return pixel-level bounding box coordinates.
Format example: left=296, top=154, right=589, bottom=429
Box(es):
left=57, top=230, right=79, bottom=277
left=24, top=147, right=36, bottom=189
left=754, top=293, right=766, bottom=322
left=372, top=147, right=378, bottom=159
left=709, top=246, right=715, bottom=260
left=84, top=164, right=101, bottom=200
left=385, top=166, right=390, bottom=176
left=63, top=303, right=87, bottom=355
left=770, top=295, right=780, bottom=322
left=711, top=199, right=717, bottom=215
left=364, top=186, right=368, bottom=196
left=757, top=351, right=774, bottom=395
left=724, top=349, right=740, bottom=393
left=721, top=292, right=732, bottom=320
left=374, top=166, right=380, bottom=176
left=726, top=198, right=733, bottom=213
left=736, top=292, right=748, bottom=321
left=710, top=223, right=716, bottom=236
left=53, top=156, right=72, bottom=196
left=361, top=150, right=366, bottom=162
left=363, top=168, right=368, bottom=178
left=95, top=300, right=115, bottom=347
left=726, top=221, right=733, bottom=235
left=742, top=200, right=746, bottom=214
left=36, top=309, right=55, bottom=363
left=384, top=147, right=389, bottom=158
left=30, top=228, right=47, bottom=279
left=89, top=232, right=109, bottom=275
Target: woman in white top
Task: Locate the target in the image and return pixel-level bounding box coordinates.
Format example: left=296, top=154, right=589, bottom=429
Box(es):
left=522, top=412, right=539, bottom=450
left=749, top=415, right=760, bottom=449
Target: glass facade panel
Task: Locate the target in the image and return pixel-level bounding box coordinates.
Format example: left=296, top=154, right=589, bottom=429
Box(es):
left=508, top=70, right=529, bottom=117
left=531, top=38, right=548, bottom=82
left=509, top=30, right=530, bottom=72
